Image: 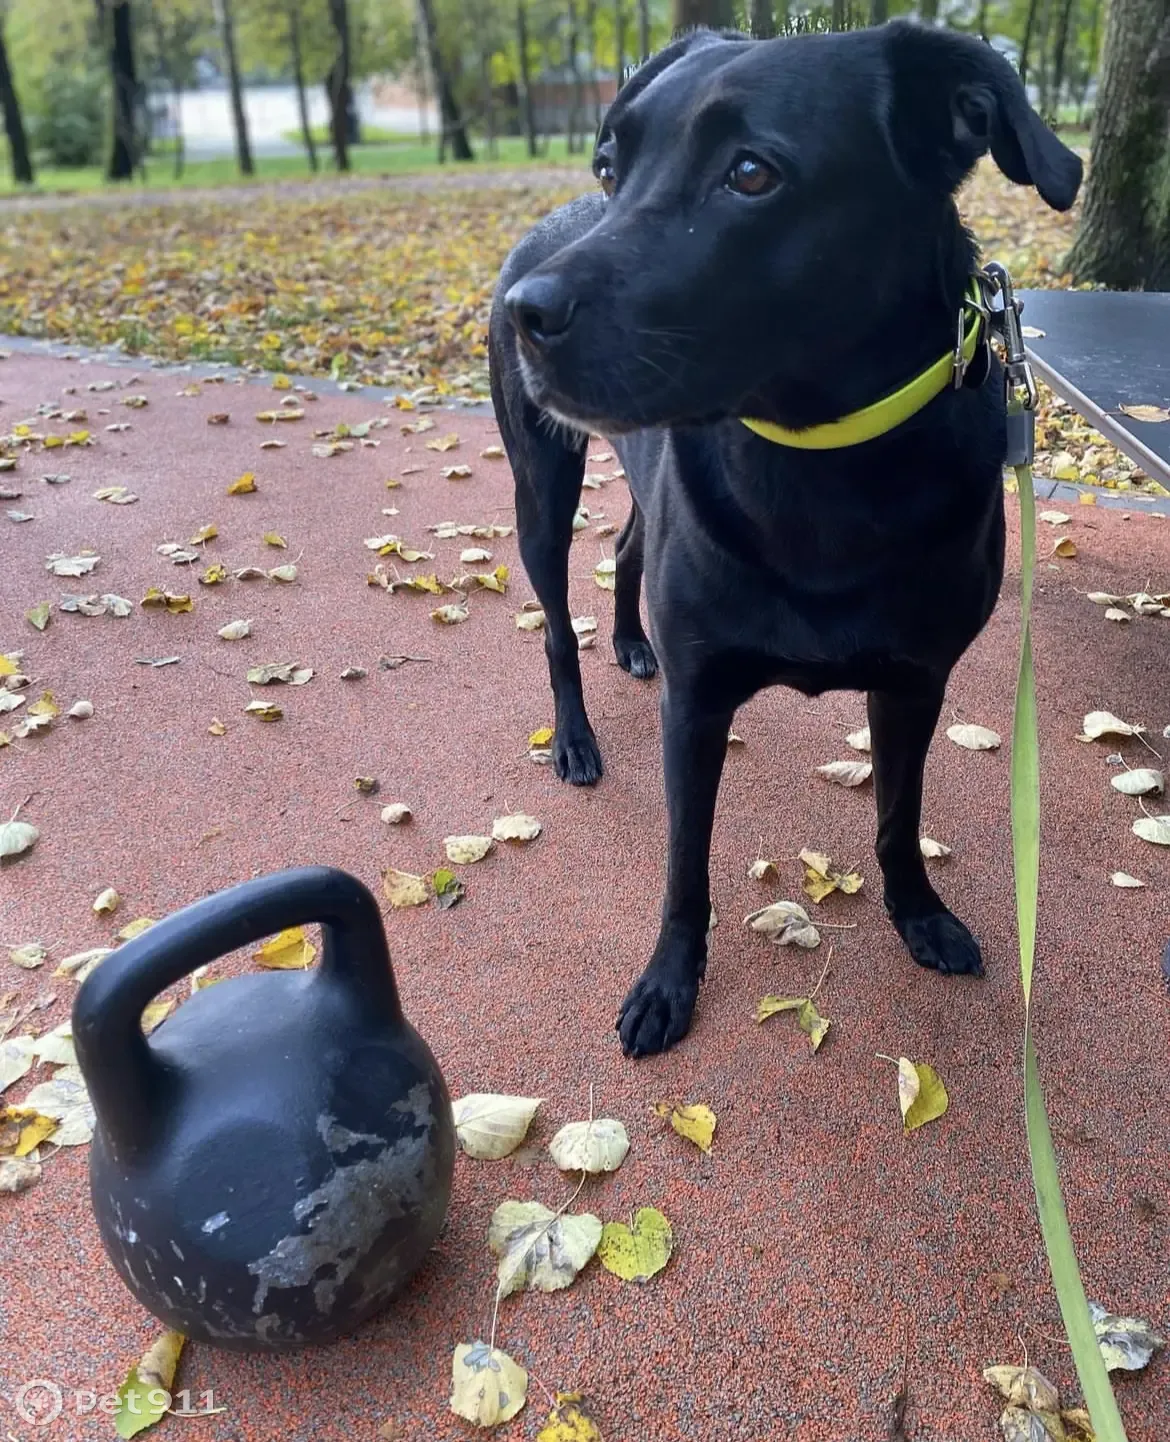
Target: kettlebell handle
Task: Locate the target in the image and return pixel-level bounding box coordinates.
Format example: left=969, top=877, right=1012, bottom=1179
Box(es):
left=72, top=866, right=400, bottom=1161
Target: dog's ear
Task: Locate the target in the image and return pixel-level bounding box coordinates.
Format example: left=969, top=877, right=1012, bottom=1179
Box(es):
left=882, top=19, right=1082, bottom=211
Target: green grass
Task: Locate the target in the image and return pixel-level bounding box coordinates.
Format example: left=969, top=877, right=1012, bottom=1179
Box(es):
left=0, top=134, right=591, bottom=196
left=279, top=123, right=422, bottom=146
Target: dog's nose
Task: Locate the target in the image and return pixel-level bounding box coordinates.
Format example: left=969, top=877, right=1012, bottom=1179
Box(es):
left=505, top=274, right=578, bottom=347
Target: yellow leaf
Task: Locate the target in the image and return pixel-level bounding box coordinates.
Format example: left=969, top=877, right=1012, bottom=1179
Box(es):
left=383, top=868, right=428, bottom=908
left=536, top=1395, right=603, bottom=1442
left=254, top=926, right=317, bottom=970
left=244, top=700, right=283, bottom=721
left=116, top=918, right=156, bottom=942
left=896, top=1058, right=949, bottom=1132
left=189, top=524, right=218, bottom=544
left=1051, top=537, right=1077, bottom=558
left=140, top=999, right=174, bottom=1034
left=528, top=727, right=554, bottom=748
left=450, top=1342, right=528, bottom=1427
left=1118, top=403, right=1170, bottom=423
left=432, top=603, right=469, bottom=624
left=756, top=994, right=806, bottom=1022
left=92, top=887, right=120, bottom=915
left=227, top=472, right=257, bottom=495
left=798, top=848, right=863, bottom=903
left=114, top=1330, right=185, bottom=1439
left=199, top=563, right=228, bottom=585
left=26, top=601, right=51, bottom=631
left=655, top=1101, right=716, bottom=1153
left=15, top=1113, right=58, bottom=1155
left=0, top=655, right=17, bottom=676
left=597, top=1207, right=673, bottom=1282
left=27, top=691, right=60, bottom=719
left=263, top=532, right=287, bottom=548
left=1079, top=491, right=1097, bottom=506
left=426, top=433, right=461, bottom=452
left=797, top=999, right=830, bottom=1052
left=141, top=588, right=193, bottom=614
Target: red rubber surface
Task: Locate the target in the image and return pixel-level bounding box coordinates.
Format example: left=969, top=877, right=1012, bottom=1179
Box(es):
left=1, top=355, right=1167, bottom=1441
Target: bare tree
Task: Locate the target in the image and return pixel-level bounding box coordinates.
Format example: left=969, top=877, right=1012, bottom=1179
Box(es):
left=750, top=0, right=775, bottom=35
left=1067, top=0, right=1170, bottom=287
left=416, top=0, right=474, bottom=160
left=214, top=0, right=254, bottom=175
left=567, top=0, right=586, bottom=151
left=516, top=0, right=537, bottom=156
left=0, top=10, right=33, bottom=183
left=326, top=0, right=359, bottom=170
left=96, top=0, right=140, bottom=181
left=1049, top=0, right=1078, bottom=106
left=638, top=0, right=652, bottom=56
left=585, top=0, right=602, bottom=126
left=1018, top=0, right=1042, bottom=84
left=615, top=0, right=626, bottom=81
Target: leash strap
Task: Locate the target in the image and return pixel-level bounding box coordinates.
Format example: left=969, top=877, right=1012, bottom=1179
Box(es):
left=1009, top=397, right=1127, bottom=1437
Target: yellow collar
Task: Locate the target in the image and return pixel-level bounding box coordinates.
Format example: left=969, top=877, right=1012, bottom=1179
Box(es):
left=740, top=282, right=986, bottom=451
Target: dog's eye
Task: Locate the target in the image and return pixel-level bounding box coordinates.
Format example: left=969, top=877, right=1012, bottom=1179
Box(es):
left=726, top=155, right=781, bottom=197
left=596, top=160, right=616, bottom=197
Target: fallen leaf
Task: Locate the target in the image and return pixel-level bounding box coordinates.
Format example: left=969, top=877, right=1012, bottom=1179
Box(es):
left=114, top=1330, right=185, bottom=1439
left=54, top=946, right=113, bottom=981
left=381, top=803, right=412, bottom=825
left=747, top=857, right=779, bottom=880
left=654, top=1101, right=716, bottom=1153
left=26, top=601, right=51, bottom=630
left=247, top=662, right=312, bottom=686
left=444, top=835, right=493, bottom=864
left=21, top=1065, right=94, bottom=1145
left=799, top=849, right=863, bottom=904
left=116, top=918, right=155, bottom=943
left=536, top=1394, right=603, bottom=1442
left=597, top=1207, right=673, bottom=1282
left=256, top=408, right=303, bottom=423
left=1088, top=1301, right=1166, bottom=1371
left=919, top=836, right=952, bottom=859
left=27, top=692, right=60, bottom=719
left=268, top=564, right=297, bottom=582
left=244, top=700, right=282, bottom=721
left=431, top=868, right=464, bottom=910
left=896, top=1058, right=949, bottom=1133
left=0, top=817, right=39, bottom=860
left=1038, top=511, right=1070, bottom=525
left=1110, top=871, right=1145, bottom=888
left=1118, top=403, right=1170, bottom=423
left=1051, top=537, right=1077, bottom=558
left=263, top=532, right=287, bottom=548
left=816, top=758, right=873, bottom=787
left=93, top=485, right=138, bottom=504
left=845, top=725, right=871, bottom=751
left=93, top=887, right=119, bottom=915
left=218, top=619, right=252, bottom=640
left=528, top=727, right=554, bottom=748
left=226, top=472, right=257, bottom=494
left=207, top=412, right=229, bottom=425
left=756, top=995, right=831, bottom=1051
left=1086, top=592, right=1123, bottom=605
left=947, top=723, right=1002, bottom=750
left=594, top=557, right=616, bottom=590
left=1079, top=710, right=1142, bottom=741
left=199, top=563, right=228, bottom=585
left=46, top=550, right=100, bottom=577
left=189, top=523, right=218, bottom=545
left=1133, top=815, right=1170, bottom=845
left=489, top=1199, right=603, bottom=1297
left=383, top=868, right=428, bottom=908
left=141, top=588, right=193, bottom=614
left=136, top=656, right=180, bottom=667
left=491, top=814, right=541, bottom=843
left=8, top=942, right=47, bottom=969
left=548, top=1118, right=630, bottom=1173
left=745, top=899, right=821, bottom=948
left=431, top=603, right=469, bottom=624
left=254, top=926, right=317, bottom=970
left=982, top=1364, right=1060, bottom=1411
left=426, top=433, right=461, bottom=452
left=1111, top=768, right=1164, bottom=796
left=480, top=445, right=505, bottom=459
left=460, top=547, right=492, bottom=564
left=516, top=610, right=545, bottom=632
left=452, top=1094, right=543, bottom=1160
left=0, top=1155, right=41, bottom=1194
left=1105, top=608, right=1131, bottom=623
left=449, top=1342, right=528, bottom=1428
left=1, top=1035, right=36, bottom=1091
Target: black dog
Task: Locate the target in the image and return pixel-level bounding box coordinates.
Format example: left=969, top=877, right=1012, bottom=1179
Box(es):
left=489, top=20, right=1081, bottom=1057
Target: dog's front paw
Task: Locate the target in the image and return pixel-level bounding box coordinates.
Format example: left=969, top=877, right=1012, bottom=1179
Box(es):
left=616, top=937, right=706, bottom=1057
left=554, top=725, right=603, bottom=786
left=891, top=906, right=984, bottom=977
left=614, top=634, right=659, bottom=680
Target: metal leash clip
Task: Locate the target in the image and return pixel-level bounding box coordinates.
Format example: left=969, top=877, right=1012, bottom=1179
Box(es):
left=979, top=261, right=1037, bottom=466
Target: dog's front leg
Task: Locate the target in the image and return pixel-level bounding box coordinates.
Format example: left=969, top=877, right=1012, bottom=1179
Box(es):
left=617, top=684, right=734, bottom=1057
left=612, top=501, right=658, bottom=681
left=867, top=685, right=984, bottom=977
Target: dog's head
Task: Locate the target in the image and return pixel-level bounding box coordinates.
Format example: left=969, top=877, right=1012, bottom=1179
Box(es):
left=506, top=21, right=1081, bottom=433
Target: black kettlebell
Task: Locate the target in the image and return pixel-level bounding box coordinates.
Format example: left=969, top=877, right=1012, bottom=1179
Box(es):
left=72, top=866, right=455, bottom=1352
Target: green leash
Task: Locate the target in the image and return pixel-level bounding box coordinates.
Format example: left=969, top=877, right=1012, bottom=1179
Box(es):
left=1011, top=436, right=1127, bottom=1439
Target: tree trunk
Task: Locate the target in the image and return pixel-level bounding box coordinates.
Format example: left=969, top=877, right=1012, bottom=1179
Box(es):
left=1067, top=0, right=1170, bottom=288
left=615, top=0, right=626, bottom=81
left=567, top=0, right=584, bottom=152
left=172, top=82, right=184, bottom=176
left=214, top=0, right=254, bottom=175
left=1050, top=0, right=1077, bottom=108
left=917, top=0, right=939, bottom=21
left=672, top=0, right=736, bottom=28
left=869, top=0, right=889, bottom=24
left=288, top=3, right=318, bottom=171
left=750, top=0, right=775, bottom=36
left=831, top=0, right=846, bottom=30
left=326, top=0, right=354, bottom=170
left=638, top=0, right=652, bottom=56
left=585, top=0, right=602, bottom=127
left=516, top=0, right=537, bottom=157
left=105, top=0, right=139, bottom=181
left=1019, top=0, right=1042, bottom=85
left=0, top=21, right=34, bottom=184
left=975, top=0, right=989, bottom=39
left=416, top=0, right=475, bottom=161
